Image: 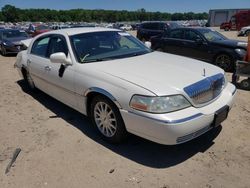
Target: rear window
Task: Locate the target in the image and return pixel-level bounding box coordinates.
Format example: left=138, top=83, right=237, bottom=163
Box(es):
left=142, top=23, right=161, bottom=30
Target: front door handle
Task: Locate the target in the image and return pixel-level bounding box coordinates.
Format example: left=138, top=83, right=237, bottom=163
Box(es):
left=44, top=66, right=51, bottom=71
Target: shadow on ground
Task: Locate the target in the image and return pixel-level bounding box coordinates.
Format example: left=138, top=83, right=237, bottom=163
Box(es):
left=17, top=80, right=222, bottom=168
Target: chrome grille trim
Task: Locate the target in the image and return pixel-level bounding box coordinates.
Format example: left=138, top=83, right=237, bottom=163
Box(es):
left=176, top=126, right=212, bottom=143
left=184, top=73, right=225, bottom=106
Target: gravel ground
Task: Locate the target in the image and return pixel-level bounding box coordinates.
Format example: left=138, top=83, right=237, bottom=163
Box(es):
left=0, top=29, right=250, bottom=188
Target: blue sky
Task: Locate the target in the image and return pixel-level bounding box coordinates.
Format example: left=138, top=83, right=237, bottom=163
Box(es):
left=0, top=0, right=249, bottom=13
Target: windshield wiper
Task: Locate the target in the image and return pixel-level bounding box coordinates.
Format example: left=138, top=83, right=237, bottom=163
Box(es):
left=83, top=57, right=114, bottom=63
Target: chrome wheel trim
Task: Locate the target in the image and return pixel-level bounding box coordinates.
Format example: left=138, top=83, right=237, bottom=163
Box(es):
left=94, top=102, right=117, bottom=137
left=216, top=54, right=231, bottom=71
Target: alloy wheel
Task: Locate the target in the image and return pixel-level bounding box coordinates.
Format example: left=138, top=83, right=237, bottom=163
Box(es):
left=94, top=101, right=117, bottom=137
left=215, top=54, right=232, bottom=72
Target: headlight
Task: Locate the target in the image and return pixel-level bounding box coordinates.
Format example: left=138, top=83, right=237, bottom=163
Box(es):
left=130, top=95, right=191, bottom=113
left=3, top=41, right=14, bottom=46
left=235, top=48, right=246, bottom=57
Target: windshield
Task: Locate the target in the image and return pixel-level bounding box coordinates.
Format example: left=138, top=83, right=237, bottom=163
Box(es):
left=70, top=31, right=151, bottom=63
left=199, top=29, right=227, bottom=42
left=2, top=30, right=29, bottom=39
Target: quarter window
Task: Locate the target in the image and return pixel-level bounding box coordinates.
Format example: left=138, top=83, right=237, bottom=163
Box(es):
left=31, top=37, right=50, bottom=57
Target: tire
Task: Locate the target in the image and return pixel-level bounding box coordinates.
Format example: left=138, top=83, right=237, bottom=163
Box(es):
left=215, top=54, right=234, bottom=72
left=240, top=79, right=250, bottom=90
left=141, top=38, right=146, bottom=42
left=245, top=30, right=250, bottom=37
left=90, top=95, right=127, bottom=144
left=224, top=27, right=229, bottom=31
left=22, top=68, right=36, bottom=90
left=156, top=48, right=163, bottom=52
left=1, top=45, right=6, bottom=56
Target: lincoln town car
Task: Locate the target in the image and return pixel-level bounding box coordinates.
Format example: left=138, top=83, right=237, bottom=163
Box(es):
left=15, top=28, right=236, bottom=145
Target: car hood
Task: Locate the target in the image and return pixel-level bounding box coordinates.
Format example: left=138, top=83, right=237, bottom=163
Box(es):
left=88, top=52, right=224, bottom=96
left=211, top=39, right=247, bottom=49
left=4, top=37, right=30, bottom=45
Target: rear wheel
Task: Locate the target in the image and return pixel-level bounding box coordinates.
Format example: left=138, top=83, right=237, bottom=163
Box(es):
left=22, top=68, right=36, bottom=90
left=240, top=79, right=250, bottom=90
left=90, top=95, right=127, bottom=144
left=245, top=30, right=250, bottom=36
left=215, top=54, right=234, bottom=72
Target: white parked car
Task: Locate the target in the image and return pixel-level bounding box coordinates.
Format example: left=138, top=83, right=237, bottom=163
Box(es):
left=15, top=28, right=236, bottom=145
left=238, top=25, right=250, bottom=36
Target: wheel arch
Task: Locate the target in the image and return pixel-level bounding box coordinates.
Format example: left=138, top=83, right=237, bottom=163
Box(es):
left=21, top=65, right=28, bottom=79
left=84, top=87, right=122, bottom=116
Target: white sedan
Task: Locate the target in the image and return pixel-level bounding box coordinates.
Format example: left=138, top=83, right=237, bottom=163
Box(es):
left=15, top=28, right=236, bottom=145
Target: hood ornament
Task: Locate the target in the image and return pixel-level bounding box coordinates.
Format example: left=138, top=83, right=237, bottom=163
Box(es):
left=203, top=68, right=206, bottom=77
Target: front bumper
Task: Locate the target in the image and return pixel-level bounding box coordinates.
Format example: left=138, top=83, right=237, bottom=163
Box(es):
left=3, top=44, right=26, bottom=54
left=120, top=83, right=236, bottom=145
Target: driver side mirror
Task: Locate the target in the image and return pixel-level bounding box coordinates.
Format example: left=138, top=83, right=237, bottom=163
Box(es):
left=50, top=52, right=72, bottom=65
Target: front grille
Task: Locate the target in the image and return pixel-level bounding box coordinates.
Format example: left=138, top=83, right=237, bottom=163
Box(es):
left=184, top=73, right=225, bottom=106
left=176, top=126, right=211, bottom=143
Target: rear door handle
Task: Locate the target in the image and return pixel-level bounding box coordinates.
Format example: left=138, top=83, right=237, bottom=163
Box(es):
left=44, top=66, right=51, bottom=71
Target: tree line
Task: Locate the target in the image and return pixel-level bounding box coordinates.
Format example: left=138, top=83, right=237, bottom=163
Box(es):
left=0, top=5, right=208, bottom=23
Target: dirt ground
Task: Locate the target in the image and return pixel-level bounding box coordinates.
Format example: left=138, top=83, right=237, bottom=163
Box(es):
left=0, top=29, right=250, bottom=188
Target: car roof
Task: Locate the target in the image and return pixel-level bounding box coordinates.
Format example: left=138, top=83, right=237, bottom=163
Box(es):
left=170, top=27, right=212, bottom=31
left=42, top=27, right=121, bottom=36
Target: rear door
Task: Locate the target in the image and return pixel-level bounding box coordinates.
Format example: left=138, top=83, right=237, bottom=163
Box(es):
left=44, top=35, right=77, bottom=109
left=161, top=29, right=185, bottom=56
left=28, top=35, right=51, bottom=93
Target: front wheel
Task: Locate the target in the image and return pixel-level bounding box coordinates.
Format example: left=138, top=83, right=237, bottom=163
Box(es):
left=90, top=95, right=127, bottom=144
left=1, top=45, right=6, bottom=56
left=215, top=54, right=234, bottom=72
left=245, top=30, right=250, bottom=36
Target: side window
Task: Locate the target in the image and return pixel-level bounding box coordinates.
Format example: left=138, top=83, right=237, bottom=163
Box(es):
left=31, top=37, right=50, bottom=57
left=185, top=30, right=201, bottom=41
left=142, top=23, right=151, bottom=29
left=48, top=37, right=68, bottom=57
left=158, top=23, right=164, bottom=30
left=169, top=30, right=184, bottom=39
left=151, top=23, right=160, bottom=30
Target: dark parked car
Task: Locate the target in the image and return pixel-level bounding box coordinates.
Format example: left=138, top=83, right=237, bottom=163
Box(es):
left=151, top=27, right=247, bottom=71
left=0, top=29, right=30, bottom=56
left=137, top=21, right=181, bottom=41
